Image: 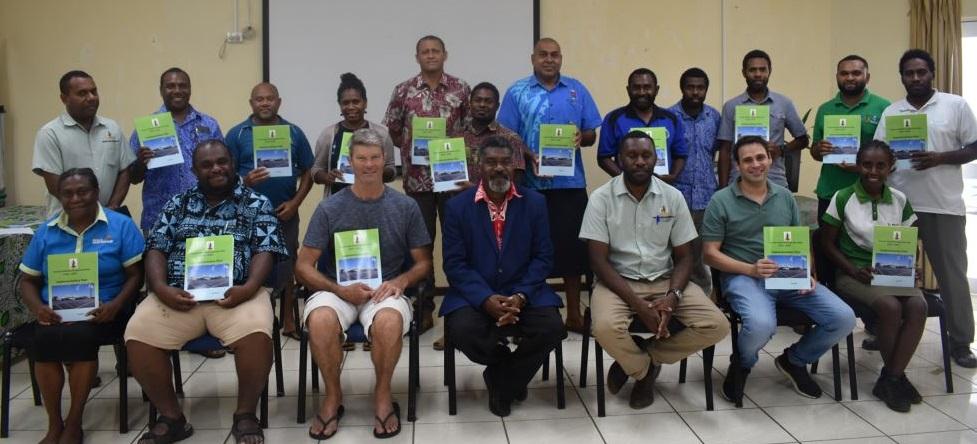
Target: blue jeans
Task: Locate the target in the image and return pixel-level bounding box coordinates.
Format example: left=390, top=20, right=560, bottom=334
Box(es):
left=722, top=274, right=855, bottom=368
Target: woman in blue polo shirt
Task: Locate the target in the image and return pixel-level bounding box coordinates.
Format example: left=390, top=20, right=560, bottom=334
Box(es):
left=820, top=141, right=926, bottom=413
left=18, top=168, right=144, bottom=444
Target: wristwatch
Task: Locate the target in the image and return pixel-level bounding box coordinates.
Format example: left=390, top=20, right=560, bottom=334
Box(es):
left=512, top=292, right=527, bottom=306
left=666, top=288, right=683, bottom=301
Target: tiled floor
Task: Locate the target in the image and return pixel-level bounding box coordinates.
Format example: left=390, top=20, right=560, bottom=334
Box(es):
left=7, top=300, right=977, bottom=444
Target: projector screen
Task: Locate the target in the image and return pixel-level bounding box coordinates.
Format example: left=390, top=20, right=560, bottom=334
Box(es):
left=266, top=0, right=537, bottom=153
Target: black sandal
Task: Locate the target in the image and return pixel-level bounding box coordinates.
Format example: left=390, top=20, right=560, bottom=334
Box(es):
left=309, top=405, right=344, bottom=440
left=231, top=413, right=263, bottom=444
left=138, top=414, right=194, bottom=444
left=373, top=402, right=401, bottom=439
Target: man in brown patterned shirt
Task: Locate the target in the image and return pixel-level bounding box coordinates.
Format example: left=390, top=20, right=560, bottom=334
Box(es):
left=383, top=34, right=470, bottom=333
left=462, top=82, right=529, bottom=186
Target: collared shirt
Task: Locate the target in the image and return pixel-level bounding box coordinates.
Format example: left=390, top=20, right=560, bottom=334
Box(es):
left=811, top=90, right=891, bottom=199
left=701, top=179, right=800, bottom=265
left=146, top=182, right=286, bottom=288
left=225, top=115, right=315, bottom=207
left=596, top=105, right=689, bottom=165
left=461, top=119, right=527, bottom=184
left=874, top=91, right=977, bottom=216
left=473, top=180, right=523, bottom=250
left=718, top=90, right=808, bottom=187
left=129, top=105, right=223, bottom=230
left=579, top=175, right=697, bottom=282
left=497, top=74, right=602, bottom=190
left=20, top=205, right=144, bottom=304
left=668, top=102, right=722, bottom=210
left=823, top=181, right=916, bottom=268
left=382, top=72, right=470, bottom=193
left=33, top=113, right=136, bottom=217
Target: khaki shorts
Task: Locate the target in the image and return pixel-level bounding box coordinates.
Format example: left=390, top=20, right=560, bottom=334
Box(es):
left=835, top=273, right=922, bottom=307
left=303, top=291, right=412, bottom=341
left=124, top=288, right=274, bottom=350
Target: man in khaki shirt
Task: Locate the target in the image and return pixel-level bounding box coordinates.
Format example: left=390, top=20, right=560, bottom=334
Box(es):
left=579, top=130, right=728, bottom=409
left=33, top=70, right=135, bottom=216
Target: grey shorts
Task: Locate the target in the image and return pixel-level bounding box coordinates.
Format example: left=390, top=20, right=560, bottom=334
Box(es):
left=834, top=273, right=922, bottom=307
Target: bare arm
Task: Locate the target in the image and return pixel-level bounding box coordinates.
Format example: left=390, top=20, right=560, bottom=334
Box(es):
left=107, top=168, right=131, bottom=209
left=717, top=140, right=732, bottom=188
left=597, top=156, right=621, bottom=177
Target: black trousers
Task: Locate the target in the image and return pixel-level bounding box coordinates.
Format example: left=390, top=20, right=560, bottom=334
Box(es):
left=446, top=305, right=565, bottom=400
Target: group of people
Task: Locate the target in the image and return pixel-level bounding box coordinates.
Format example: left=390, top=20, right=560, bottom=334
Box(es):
left=16, top=32, right=977, bottom=444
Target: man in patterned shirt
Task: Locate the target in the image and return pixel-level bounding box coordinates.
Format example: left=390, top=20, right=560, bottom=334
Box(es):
left=383, top=35, right=471, bottom=333
left=125, top=140, right=286, bottom=444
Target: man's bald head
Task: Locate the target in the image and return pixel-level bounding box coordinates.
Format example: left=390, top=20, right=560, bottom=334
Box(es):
left=249, top=82, right=282, bottom=123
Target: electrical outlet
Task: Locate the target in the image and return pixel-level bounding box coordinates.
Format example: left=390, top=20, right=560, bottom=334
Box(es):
left=226, top=32, right=244, bottom=43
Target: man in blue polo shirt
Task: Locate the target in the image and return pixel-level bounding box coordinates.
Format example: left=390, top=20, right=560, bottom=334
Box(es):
left=226, top=82, right=315, bottom=339
left=498, top=37, right=602, bottom=333
left=597, top=68, right=687, bottom=184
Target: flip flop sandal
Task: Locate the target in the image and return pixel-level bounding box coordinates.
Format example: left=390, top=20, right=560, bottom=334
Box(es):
left=138, top=414, right=194, bottom=444
left=309, top=405, right=345, bottom=440
left=342, top=340, right=356, bottom=351
left=231, top=412, right=264, bottom=444
left=373, top=402, right=401, bottom=439
left=282, top=330, right=302, bottom=341
left=362, top=341, right=372, bottom=352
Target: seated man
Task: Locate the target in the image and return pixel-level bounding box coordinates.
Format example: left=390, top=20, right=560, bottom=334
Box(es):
left=580, top=130, right=729, bottom=409
left=441, top=136, right=565, bottom=417
left=295, top=128, right=432, bottom=440
left=702, top=135, right=856, bottom=404
left=125, top=140, right=286, bottom=444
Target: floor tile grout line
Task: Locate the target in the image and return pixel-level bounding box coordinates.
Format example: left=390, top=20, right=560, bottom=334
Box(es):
left=559, top=362, right=609, bottom=444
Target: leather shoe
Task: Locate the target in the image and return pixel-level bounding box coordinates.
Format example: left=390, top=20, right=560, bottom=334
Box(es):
left=628, top=364, right=660, bottom=409
left=952, top=347, right=977, bottom=368
left=607, top=361, right=628, bottom=395
left=483, top=369, right=511, bottom=417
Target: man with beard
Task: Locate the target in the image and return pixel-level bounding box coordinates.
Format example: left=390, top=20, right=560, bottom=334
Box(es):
left=33, top=70, right=136, bottom=217
left=226, top=82, right=315, bottom=339
left=498, top=37, right=601, bottom=334
left=462, top=82, right=528, bottom=186
left=811, top=55, right=890, bottom=221
left=441, top=136, right=565, bottom=417
left=581, top=130, right=728, bottom=409
left=597, top=68, right=688, bottom=184
left=125, top=140, right=286, bottom=444
left=717, top=50, right=809, bottom=188
left=874, top=49, right=977, bottom=368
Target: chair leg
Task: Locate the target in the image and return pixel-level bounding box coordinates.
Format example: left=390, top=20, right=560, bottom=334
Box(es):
left=408, top=319, right=418, bottom=422
left=311, top=358, right=319, bottom=393
left=679, top=358, right=688, bottom=383
left=297, top=331, right=307, bottom=424
left=555, top=343, right=565, bottom=409
left=846, top=333, right=858, bottom=400
left=27, top=358, right=41, bottom=406
left=579, top=307, right=590, bottom=388
left=170, top=351, right=183, bottom=396
left=1, top=339, right=12, bottom=438
left=810, top=358, right=819, bottom=375
left=939, top=313, right=954, bottom=393
left=272, top=316, right=285, bottom=397
left=542, top=350, right=550, bottom=381
left=595, top=341, right=606, bottom=418
left=703, top=345, right=715, bottom=411
left=729, top=315, right=743, bottom=409
left=831, top=344, right=842, bottom=402
left=259, top=385, right=268, bottom=428
left=148, top=402, right=157, bottom=427
left=118, top=344, right=129, bottom=433
left=446, top=337, right=457, bottom=416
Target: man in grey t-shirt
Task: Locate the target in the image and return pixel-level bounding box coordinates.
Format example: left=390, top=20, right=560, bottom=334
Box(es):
left=295, top=128, right=431, bottom=440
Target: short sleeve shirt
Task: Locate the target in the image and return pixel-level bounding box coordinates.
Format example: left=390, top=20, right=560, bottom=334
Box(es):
left=303, top=186, right=431, bottom=283
left=497, top=74, right=602, bottom=190
left=146, top=182, right=286, bottom=288
left=20, top=206, right=144, bottom=304
left=382, top=73, right=470, bottom=194
left=225, top=116, right=315, bottom=207
left=811, top=91, right=891, bottom=199
left=822, top=181, right=916, bottom=268
left=579, top=176, right=697, bottom=281
left=129, top=105, right=223, bottom=230
left=668, top=102, right=722, bottom=210
left=33, top=113, right=136, bottom=216
left=701, top=180, right=800, bottom=264
left=461, top=120, right=527, bottom=184
left=874, top=91, right=977, bottom=216
left=596, top=105, right=689, bottom=166
left=718, top=90, right=808, bottom=187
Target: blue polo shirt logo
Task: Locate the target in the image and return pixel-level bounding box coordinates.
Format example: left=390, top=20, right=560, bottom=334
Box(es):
left=92, top=235, right=114, bottom=245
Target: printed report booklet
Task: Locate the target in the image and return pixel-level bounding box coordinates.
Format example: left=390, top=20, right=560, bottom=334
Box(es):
left=252, top=125, right=293, bottom=177
left=872, top=225, right=918, bottom=287
left=337, top=132, right=354, bottom=184
left=734, top=105, right=770, bottom=142
left=763, top=226, right=811, bottom=290
left=184, top=235, right=234, bottom=301
left=428, top=137, right=469, bottom=192
left=823, top=115, right=861, bottom=164
left=134, top=112, right=183, bottom=169
left=410, top=117, right=446, bottom=166
left=47, top=252, right=98, bottom=322
left=885, top=114, right=927, bottom=170
left=334, top=228, right=382, bottom=289
left=538, top=124, right=577, bottom=177
left=630, top=126, right=670, bottom=175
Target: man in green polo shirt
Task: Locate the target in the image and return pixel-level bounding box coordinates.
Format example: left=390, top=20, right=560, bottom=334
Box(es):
left=580, top=130, right=728, bottom=409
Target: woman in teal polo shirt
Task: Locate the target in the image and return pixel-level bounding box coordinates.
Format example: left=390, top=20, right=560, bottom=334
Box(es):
left=18, top=168, right=144, bottom=444
left=820, top=141, right=926, bottom=413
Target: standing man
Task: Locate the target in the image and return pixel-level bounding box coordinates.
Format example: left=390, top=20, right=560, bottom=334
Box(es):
left=498, top=37, right=602, bottom=334
left=596, top=68, right=687, bottom=184
left=226, top=82, right=315, bottom=339
left=668, top=67, right=722, bottom=294
left=702, top=136, right=855, bottom=404
left=383, top=35, right=470, bottom=333
left=461, top=82, right=528, bottom=186
left=33, top=70, right=135, bottom=217
left=717, top=50, right=809, bottom=188
left=581, top=131, right=728, bottom=409
left=130, top=67, right=223, bottom=232
left=874, top=49, right=977, bottom=367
